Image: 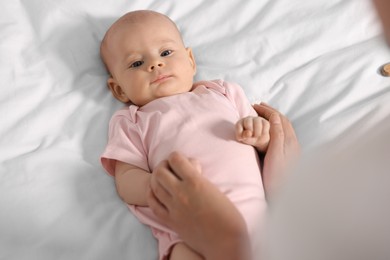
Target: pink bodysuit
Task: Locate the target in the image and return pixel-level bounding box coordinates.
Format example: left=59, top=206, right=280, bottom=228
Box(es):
left=101, top=79, right=266, bottom=259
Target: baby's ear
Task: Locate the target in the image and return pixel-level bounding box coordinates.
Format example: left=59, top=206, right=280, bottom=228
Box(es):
left=186, top=47, right=197, bottom=75
left=107, top=77, right=130, bottom=103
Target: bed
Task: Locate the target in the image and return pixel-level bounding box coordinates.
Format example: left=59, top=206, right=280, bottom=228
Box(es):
left=1, top=0, right=389, bottom=259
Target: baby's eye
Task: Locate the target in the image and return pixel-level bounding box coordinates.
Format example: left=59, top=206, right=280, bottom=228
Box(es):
left=130, top=61, right=144, bottom=68
left=161, top=50, right=172, bottom=57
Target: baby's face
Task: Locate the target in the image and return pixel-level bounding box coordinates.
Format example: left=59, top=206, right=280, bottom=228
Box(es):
left=104, top=13, right=196, bottom=106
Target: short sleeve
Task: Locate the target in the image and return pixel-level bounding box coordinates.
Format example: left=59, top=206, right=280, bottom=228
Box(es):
left=100, top=111, right=149, bottom=176
left=220, top=80, right=258, bottom=118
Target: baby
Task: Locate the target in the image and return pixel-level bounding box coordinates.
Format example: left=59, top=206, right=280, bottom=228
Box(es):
left=100, top=10, right=269, bottom=260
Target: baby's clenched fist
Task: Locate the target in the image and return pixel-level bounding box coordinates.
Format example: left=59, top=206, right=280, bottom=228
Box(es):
left=235, top=116, right=270, bottom=152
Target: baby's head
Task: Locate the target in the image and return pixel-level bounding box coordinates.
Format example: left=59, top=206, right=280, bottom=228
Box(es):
left=100, top=10, right=196, bottom=106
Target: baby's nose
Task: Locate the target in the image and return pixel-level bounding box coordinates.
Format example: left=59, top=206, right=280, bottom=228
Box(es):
left=149, top=62, right=164, bottom=71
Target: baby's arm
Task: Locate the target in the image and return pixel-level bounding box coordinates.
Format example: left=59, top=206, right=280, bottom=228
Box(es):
left=114, top=160, right=151, bottom=206
left=235, top=116, right=270, bottom=152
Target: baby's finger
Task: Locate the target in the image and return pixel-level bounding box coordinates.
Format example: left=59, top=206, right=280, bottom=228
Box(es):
left=235, top=120, right=245, bottom=140
left=252, top=117, right=265, bottom=137
left=243, top=117, right=254, bottom=133
left=235, top=120, right=244, bottom=134
left=242, top=129, right=253, bottom=138
left=253, top=117, right=270, bottom=137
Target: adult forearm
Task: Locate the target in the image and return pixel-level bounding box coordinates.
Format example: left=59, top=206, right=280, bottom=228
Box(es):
left=205, top=228, right=252, bottom=260
left=200, top=211, right=252, bottom=260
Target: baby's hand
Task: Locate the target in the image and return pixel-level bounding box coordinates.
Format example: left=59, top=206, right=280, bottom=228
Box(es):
left=235, top=116, right=270, bottom=152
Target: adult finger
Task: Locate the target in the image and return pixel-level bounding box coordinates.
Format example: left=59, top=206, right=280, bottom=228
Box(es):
left=254, top=103, right=298, bottom=149
left=153, top=160, right=180, bottom=196
left=150, top=173, right=172, bottom=206
left=147, top=183, right=170, bottom=221
left=261, top=118, right=271, bottom=137
left=265, top=108, right=299, bottom=154
left=259, top=102, right=283, bottom=116
left=168, top=152, right=201, bottom=182
left=267, top=112, right=285, bottom=157
left=259, top=102, right=276, bottom=110
left=188, top=158, right=202, bottom=173
left=259, top=103, right=293, bottom=132
left=253, top=103, right=278, bottom=121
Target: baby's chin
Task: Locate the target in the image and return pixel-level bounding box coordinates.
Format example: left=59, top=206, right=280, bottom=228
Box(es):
left=153, top=80, right=193, bottom=97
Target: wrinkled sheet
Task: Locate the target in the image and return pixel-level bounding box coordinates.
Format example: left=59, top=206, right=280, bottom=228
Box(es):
left=1, top=0, right=389, bottom=259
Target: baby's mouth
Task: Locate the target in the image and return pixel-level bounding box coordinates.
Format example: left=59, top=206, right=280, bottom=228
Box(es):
left=151, top=75, right=172, bottom=84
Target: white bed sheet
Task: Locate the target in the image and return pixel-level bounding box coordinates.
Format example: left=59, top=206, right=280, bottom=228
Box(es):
left=1, top=0, right=389, bottom=259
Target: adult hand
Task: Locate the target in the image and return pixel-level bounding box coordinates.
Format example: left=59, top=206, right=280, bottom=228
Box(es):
left=147, top=152, right=252, bottom=260
left=147, top=103, right=299, bottom=259
left=253, top=103, right=300, bottom=200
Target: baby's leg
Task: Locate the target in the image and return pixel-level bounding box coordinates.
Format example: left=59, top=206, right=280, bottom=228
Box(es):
left=169, top=242, right=203, bottom=260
